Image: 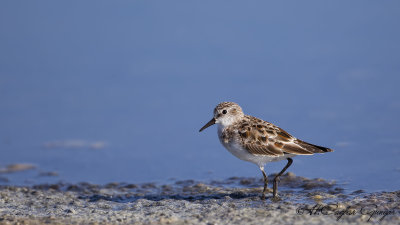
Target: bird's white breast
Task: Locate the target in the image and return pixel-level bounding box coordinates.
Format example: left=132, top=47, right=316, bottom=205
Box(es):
left=217, top=124, right=294, bottom=167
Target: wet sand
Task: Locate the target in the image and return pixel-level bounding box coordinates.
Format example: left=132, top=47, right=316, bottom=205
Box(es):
left=0, top=173, right=399, bottom=224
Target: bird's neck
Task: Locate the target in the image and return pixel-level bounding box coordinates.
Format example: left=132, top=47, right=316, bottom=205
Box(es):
left=218, top=116, right=242, bottom=131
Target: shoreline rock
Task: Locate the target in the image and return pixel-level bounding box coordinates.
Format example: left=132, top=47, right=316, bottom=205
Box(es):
left=0, top=173, right=399, bottom=224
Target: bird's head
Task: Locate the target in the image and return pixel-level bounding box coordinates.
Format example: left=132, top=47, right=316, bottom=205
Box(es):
left=199, top=102, right=244, bottom=132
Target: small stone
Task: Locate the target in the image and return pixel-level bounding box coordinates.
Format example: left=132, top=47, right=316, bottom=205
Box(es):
left=141, top=183, right=156, bottom=189
left=105, top=182, right=119, bottom=188
left=124, top=184, right=138, bottom=189
left=352, top=190, right=365, bottom=194
left=64, top=208, right=76, bottom=214
left=286, top=172, right=295, bottom=177
left=239, top=178, right=254, bottom=185
left=312, top=195, right=323, bottom=200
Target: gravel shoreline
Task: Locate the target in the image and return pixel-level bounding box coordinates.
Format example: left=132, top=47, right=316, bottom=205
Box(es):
left=1, top=173, right=399, bottom=224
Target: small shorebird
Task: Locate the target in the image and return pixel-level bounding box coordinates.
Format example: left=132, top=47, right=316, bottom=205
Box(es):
left=199, top=102, right=333, bottom=200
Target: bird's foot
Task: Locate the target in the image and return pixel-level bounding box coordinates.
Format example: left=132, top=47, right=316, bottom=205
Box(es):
left=271, top=195, right=281, bottom=202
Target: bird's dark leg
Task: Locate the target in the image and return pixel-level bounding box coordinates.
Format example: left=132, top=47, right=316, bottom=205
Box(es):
left=273, top=158, right=293, bottom=199
left=260, top=166, right=268, bottom=200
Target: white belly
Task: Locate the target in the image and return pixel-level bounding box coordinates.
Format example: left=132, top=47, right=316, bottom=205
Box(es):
left=218, top=126, right=294, bottom=167
left=224, top=140, right=294, bottom=166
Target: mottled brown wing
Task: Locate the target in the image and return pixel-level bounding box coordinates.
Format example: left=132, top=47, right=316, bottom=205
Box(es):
left=239, top=116, right=315, bottom=156
left=244, top=143, right=284, bottom=156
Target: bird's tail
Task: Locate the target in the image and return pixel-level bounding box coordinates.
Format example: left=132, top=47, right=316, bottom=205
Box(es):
left=295, top=139, right=334, bottom=153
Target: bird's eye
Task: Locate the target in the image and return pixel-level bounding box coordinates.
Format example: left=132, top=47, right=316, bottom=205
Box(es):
left=222, top=110, right=227, bottom=114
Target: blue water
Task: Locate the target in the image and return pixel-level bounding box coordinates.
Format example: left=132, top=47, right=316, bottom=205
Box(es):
left=1, top=1, right=399, bottom=192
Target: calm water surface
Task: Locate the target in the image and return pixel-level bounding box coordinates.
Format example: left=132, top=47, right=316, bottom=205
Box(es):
left=1, top=1, right=399, bottom=192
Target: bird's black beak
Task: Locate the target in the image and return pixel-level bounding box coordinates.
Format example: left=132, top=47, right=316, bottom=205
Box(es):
left=199, top=118, right=216, bottom=132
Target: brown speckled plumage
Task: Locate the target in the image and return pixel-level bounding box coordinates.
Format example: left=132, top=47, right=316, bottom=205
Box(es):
left=223, top=114, right=333, bottom=157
